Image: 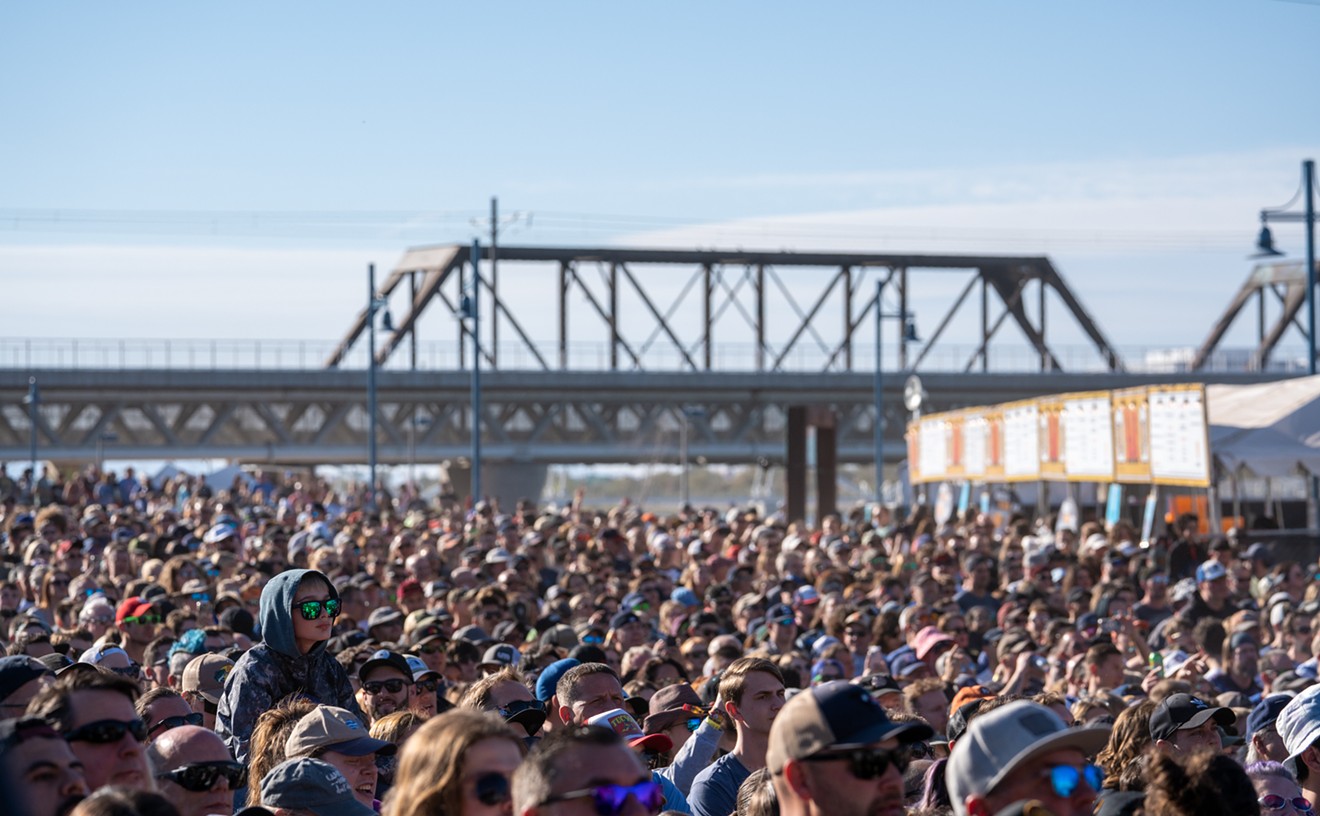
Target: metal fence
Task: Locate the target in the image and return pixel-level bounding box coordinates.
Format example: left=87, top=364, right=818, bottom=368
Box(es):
left=0, top=337, right=1309, bottom=374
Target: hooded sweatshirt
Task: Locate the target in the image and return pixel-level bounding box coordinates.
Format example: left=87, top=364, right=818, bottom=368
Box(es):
left=215, top=568, right=363, bottom=763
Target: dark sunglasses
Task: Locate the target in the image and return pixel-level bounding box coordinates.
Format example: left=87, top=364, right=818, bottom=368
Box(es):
left=157, top=761, right=247, bottom=792
left=1260, top=795, right=1314, bottom=812
left=64, top=718, right=149, bottom=745
left=804, top=745, right=910, bottom=780
left=123, top=614, right=162, bottom=625
left=109, top=662, right=141, bottom=679
left=474, top=772, right=512, bottom=806
left=362, top=678, right=411, bottom=695
left=417, top=643, right=445, bottom=654
left=1047, top=764, right=1103, bottom=798
left=415, top=679, right=440, bottom=694
left=908, top=741, right=935, bottom=760
left=297, top=598, right=341, bottom=620
left=498, top=699, right=545, bottom=718
left=148, top=712, right=204, bottom=736
left=542, top=780, right=665, bottom=816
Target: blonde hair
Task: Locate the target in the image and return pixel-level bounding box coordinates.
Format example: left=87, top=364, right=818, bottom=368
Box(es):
left=383, top=709, right=523, bottom=816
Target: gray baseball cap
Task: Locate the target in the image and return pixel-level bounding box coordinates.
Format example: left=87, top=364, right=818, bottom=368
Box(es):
left=1278, top=683, right=1320, bottom=773
left=261, top=758, right=375, bottom=816
left=946, top=701, right=1110, bottom=816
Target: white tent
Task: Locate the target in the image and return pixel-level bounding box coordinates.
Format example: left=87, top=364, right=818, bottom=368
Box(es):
left=1208, top=375, right=1320, bottom=477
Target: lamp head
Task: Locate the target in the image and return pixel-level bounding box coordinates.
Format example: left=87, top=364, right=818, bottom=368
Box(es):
left=1251, top=221, right=1285, bottom=259
left=903, top=316, right=922, bottom=344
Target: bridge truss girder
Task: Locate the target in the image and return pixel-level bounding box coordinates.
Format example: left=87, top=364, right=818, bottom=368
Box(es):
left=1, top=369, right=1270, bottom=467
left=1192, top=260, right=1318, bottom=371
left=328, top=245, right=1125, bottom=374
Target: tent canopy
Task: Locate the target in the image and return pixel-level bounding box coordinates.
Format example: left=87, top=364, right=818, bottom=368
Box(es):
left=1208, top=375, right=1320, bottom=478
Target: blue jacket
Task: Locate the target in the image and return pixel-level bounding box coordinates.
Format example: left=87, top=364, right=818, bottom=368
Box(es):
left=215, top=569, right=363, bottom=763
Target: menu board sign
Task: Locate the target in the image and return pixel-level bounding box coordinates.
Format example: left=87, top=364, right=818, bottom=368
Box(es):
left=1002, top=402, right=1040, bottom=482
left=1063, top=393, right=1114, bottom=481
left=918, top=417, right=948, bottom=483
left=905, top=384, right=1210, bottom=487
left=1148, top=385, right=1211, bottom=486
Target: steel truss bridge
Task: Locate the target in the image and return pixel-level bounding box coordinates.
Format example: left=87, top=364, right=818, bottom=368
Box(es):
left=0, top=245, right=1289, bottom=515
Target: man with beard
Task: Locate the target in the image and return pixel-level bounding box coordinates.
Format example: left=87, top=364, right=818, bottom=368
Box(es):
left=768, top=681, right=932, bottom=816
left=355, top=650, right=414, bottom=724
left=25, top=671, right=153, bottom=793
left=147, top=725, right=245, bottom=816
left=0, top=717, right=88, bottom=816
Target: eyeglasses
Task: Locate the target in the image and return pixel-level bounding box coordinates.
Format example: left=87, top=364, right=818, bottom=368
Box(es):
left=1046, top=764, right=1103, bottom=798
left=64, top=718, right=149, bottom=745
left=1259, top=795, right=1314, bottom=812
left=108, top=662, right=141, bottom=679
left=498, top=699, right=545, bottom=719
left=415, top=679, right=440, bottom=694
left=148, top=712, right=204, bottom=736
left=908, top=741, right=934, bottom=760
left=474, top=772, right=512, bottom=806
left=803, top=745, right=911, bottom=780
left=542, top=780, right=665, bottom=816
left=417, top=643, right=445, bottom=655
left=362, top=678, right=411, bottom=695
left=122, top=614, right=161, bottom=625
left=157, top=761, right=247, bottom=792
left=297, top=598, right=341, bottom=620
left=582, top=634, right=605, bottom=645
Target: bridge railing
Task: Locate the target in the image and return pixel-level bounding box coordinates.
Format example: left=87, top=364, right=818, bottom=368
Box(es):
left=0, top=337, right=1309, bottom=374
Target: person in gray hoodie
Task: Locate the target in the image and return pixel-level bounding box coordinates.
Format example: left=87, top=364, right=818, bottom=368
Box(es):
left=216, top=568, right=363, bottom=763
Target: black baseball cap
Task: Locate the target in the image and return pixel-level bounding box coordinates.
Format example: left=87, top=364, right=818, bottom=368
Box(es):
left=358, top=650, right=412, bottom=682
left=1149, top=693, right=1236, bottom=742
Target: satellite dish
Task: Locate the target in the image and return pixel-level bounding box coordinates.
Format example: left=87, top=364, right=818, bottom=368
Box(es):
left=904, top=375, right=926, bottom=412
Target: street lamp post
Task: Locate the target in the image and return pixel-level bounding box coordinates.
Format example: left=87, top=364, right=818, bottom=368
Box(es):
left=873, top=277, right=920, bottom=505
left=678, top=405, right=706, bottom=508
left=458, top=240, right=483, bottom=503
left=95, top=432, right=118, bottom=475
left=366, top=263, right=394, bottom=511
left=1254, top=159, right=1317, bottom=375
left=23, top=377, right=38, bottom=484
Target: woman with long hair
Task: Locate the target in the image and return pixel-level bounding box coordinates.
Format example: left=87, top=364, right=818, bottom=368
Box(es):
left=384, top=708, right=525, bottom=816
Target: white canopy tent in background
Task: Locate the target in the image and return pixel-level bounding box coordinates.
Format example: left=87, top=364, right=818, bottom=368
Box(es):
left=1208, top=375, right=1320, bottom=478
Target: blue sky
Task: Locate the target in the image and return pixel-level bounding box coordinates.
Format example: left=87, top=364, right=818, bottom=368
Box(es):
left=3, top=1, right=1319, bottom=362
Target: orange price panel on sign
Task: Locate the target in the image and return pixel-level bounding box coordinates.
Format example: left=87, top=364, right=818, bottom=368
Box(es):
left=1111, top=387, right=1152, bottom=483
left=945, top=414, right=966, bottom=479
left=906, top=425, right=922, bottom=484
left=1038, top=398, right=1066, bottom=479
left=985, top=410, right=1005, bottom=480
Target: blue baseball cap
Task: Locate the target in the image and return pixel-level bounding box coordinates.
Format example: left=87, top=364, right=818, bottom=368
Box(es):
left=1246, top=693, right=1292, bottom=737
left=535, top=658, right=580, bottom=703
left=261, top=758, right=374, bottom=816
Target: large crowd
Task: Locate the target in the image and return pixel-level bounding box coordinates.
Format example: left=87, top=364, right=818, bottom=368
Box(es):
left=0, top=465, right=1317, bottom=816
